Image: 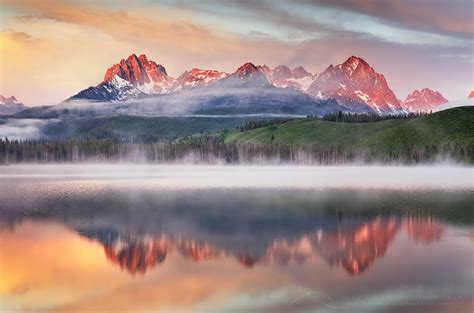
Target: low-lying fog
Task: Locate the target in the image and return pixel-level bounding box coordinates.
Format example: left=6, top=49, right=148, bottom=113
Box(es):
left=0, top=118, right=55, bottom=140
left=1, top=165, right=472, bottom=190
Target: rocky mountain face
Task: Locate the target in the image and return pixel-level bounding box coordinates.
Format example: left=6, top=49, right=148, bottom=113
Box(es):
left=104, top=54, right=174, bottom=94
left=307, top=56, right=404, bottom=114
left=402, top=88, right=448, bottom=112
left=0, top=95, right=27, bottom=114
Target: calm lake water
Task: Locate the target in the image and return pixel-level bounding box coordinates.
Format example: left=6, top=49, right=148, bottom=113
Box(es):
left=0, top=165, right=473, bottom=313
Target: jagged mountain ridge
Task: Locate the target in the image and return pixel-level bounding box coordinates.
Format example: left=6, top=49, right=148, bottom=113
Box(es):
left=68, top=53, right=453, bottom=115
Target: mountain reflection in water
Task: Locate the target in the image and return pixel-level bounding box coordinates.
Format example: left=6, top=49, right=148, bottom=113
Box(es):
left=76, top=216, right=444, bottom=276
left=0, top=171, right=473, bottom=313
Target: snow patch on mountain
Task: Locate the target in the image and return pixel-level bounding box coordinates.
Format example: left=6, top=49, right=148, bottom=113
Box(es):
left=173, top=69, right=229, bottom=91
left=262, top=65, right=315, bottom=92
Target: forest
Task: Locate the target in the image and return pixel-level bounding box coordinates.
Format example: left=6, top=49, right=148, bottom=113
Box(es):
left=0, top=136, right=471, bottom=165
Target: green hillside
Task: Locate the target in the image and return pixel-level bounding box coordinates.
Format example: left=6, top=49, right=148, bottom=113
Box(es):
left=224, top=106, right=474, bottom=157
left=41, top=115, right=288, bottom=143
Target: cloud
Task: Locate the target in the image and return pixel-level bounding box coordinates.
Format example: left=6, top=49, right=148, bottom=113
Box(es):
left=2, top=0, right=239, bottom=54
left=167, top=0, right=471, bottom=46
left=303, top=0, right=474, bottom=39
left=0, top=30, right=31, bottom=41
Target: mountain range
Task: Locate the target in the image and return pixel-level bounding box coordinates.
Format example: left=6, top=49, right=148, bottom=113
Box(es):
left=3, top=54, right=471, bottom=117
left=68, top=53, right=464, bottom=115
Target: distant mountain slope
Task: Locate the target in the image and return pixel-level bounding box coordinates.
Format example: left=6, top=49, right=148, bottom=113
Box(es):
left=225, top=107, right=474, bottom=154
left=402, top=88, right=448, bottom=112
left=189, top=86, right=344, bottom=116
left=0, top=95, right=27, bottom=114
left=15, top=88, right=344, bottom=119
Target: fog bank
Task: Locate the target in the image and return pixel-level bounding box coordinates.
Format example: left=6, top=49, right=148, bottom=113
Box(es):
left=0, top=165, right=472, bottom=190
left=0, top=118, right=55, bottom=140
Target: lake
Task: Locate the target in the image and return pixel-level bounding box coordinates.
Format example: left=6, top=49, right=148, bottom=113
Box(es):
left=0, top=165, right=473, bottom=312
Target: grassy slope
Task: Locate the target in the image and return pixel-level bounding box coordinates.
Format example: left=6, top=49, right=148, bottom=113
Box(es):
left=225, top=107, right=474, bottom=152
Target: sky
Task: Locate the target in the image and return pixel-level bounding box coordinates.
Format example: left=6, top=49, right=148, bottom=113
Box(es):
left=0, top=0, right=473, bottom=106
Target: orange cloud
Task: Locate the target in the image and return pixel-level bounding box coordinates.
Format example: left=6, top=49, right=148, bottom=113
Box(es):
left=2, top=0, right=238, bottom=54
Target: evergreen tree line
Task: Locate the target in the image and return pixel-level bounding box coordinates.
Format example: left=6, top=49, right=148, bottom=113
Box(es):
left=314, top=111, right=430, bottom=123
left=234, top=112, right=426, bottom=131
left=0, top=138, right=471, bottom=165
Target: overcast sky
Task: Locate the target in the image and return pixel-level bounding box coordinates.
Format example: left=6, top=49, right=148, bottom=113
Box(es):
left=1, top=0, right=473, bottom=106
